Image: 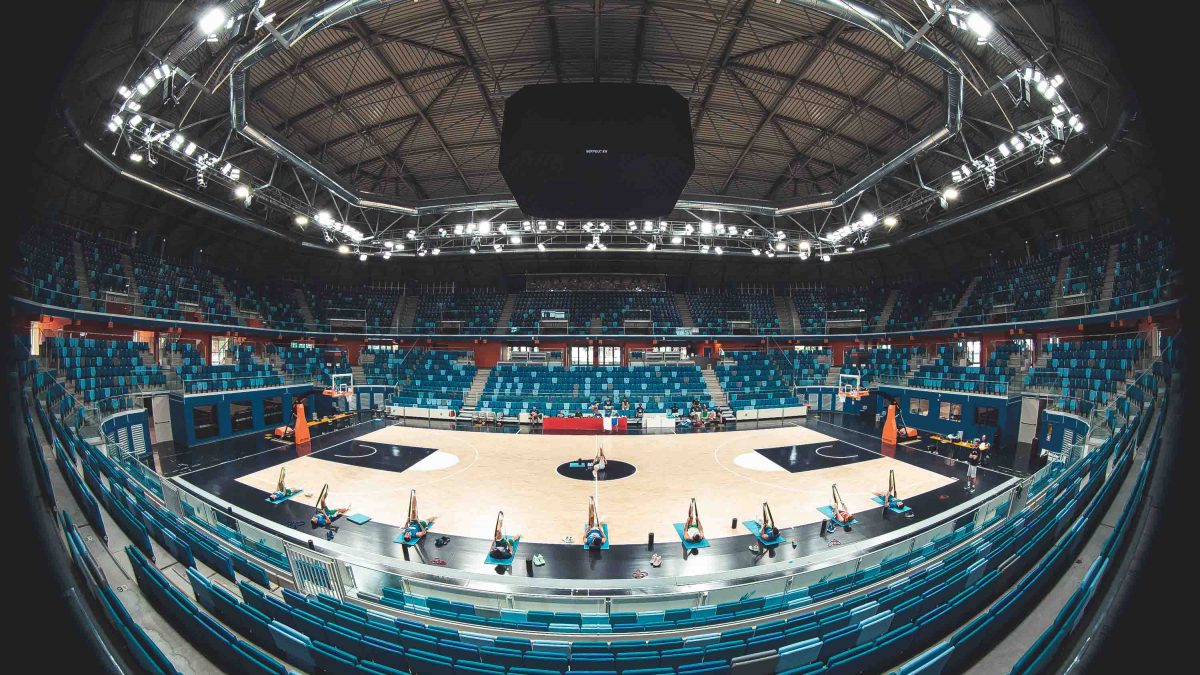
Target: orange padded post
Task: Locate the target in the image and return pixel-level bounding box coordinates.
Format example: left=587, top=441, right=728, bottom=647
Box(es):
left=293, top=400, right=310, bottom=444
left=882, top=403, right=899, bottom=445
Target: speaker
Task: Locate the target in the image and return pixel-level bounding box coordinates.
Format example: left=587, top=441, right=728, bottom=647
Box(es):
left=500, top=83, right=695, bottom=218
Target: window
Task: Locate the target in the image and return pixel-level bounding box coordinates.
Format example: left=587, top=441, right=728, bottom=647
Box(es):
left=230, top=400, right=253, bottom=433
left=909, top=398, right=930, bottom=416
left=210, top=336, right=231, bottom=366
left=30, top=323, right=40, bottom=356
left=976, top=406, right=999, bottom=426
left=939, top=401, right=962, bottom=422
left=192, top=404, right=218, bottom=440
left=963, top=339, right=981, bottom=366
left=598, top=346, right=622, bottom=365
left=263, top=397, right=283, bottom=426
left=570, top=346, right=593, bottom=366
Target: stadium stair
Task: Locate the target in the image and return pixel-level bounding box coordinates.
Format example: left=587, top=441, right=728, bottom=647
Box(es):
left=774, top=295, right=799, bottom=334
left=458, top=367, right=491, bottom=415
left=701, top=368, right=729, bottom=408
left=874, top=289, right=899, bottom=332
left=1099, top=243, right=1120, bottom=312
left=214, top=276, right=254, bottom=324
left=71, top=238, right=94, bottom=311
left=1049, top=255, right=1072, bottom=315
left=674, top=294, right=695, bottom=328
left=947, top=276, right=981, bottom=325
left=294, top=289, right=318, bottom=328
left=119, top=252, right=142, bottom=309
left=493, top=295, right=516, bottom=335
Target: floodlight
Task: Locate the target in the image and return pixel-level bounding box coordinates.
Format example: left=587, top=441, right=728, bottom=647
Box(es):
left=199, top=7, right=227, bottom=35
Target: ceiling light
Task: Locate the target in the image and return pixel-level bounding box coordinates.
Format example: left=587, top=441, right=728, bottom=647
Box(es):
left=510, top=235, right=522, bottom=244
left=700, top=221, right=713, bottom=234
left=671, top=235, right=682, bottom=244
left=454, top=224, right=464, bottom=235
left=883, top=215, right=898, bottom=227
left=129, top=152, right=143, bottom=163
left=966, top=12, right=993, bottom=39
left=479, top=221, right=492, bottom=234
left=775, top=241, right=786, bottom=251
left=295, top=215, right=309, bottom=226
left=432, top=248, right=440, bottom=255
left=233, top=185, right=250, bottom=199
left=469, top=247, right=477, bottom=254
left=1048, top=155, right=1062, bottom=165
left=198, top=7, right=227, bottom=35
left=337, top=244, right=350, bottom=254
left=752, top=249, right=761, bottom=256
left=358, top=253, right=367, bottom=261
left=860, top=212, right=877, bottom=226
left=714, top=246, right=723, bottom=255
left=537, top=242, right=546, bottom=252
left=646, top=242, right=656, bottom=252
left=821, top=254, right=831, bottom=262
left=395, top=243, right=405, bottom=251
left=382, top=250, right=391, bottom=260
left=943, top=187, right=960, bottom=201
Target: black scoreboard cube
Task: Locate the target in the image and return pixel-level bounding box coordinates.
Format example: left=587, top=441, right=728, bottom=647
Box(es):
left=499, top=83, right=695, bottom=219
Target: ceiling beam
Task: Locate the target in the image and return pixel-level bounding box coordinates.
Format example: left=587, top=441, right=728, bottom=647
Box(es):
left=545, top=0, right=563, bottom=82
left=720, top=22, right=846, bottom=194
left=631, top=0, right=653, bottom=83
left=348, top=18, right=469, bottom=194
left=691, top=0, right=757, bottom=139
left=438, top=0, right=503, bottom=137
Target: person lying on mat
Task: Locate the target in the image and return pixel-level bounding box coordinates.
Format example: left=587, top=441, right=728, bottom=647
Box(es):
left=490, top=511, right=521, bottom=560
left=760, top=502, right=781, bottom=541
left=401, top=490, right=436, bottom=543
left=269, top=467, right=294, bottom=502
left=684, top=498, right=705, bottom=543
left=590, top=447, right=609, bottom=476
left=584, top=497, right=608, bottom=549
left=311, top=485, right=350, bottom=528
left=885, top=470, right=905, bottom=510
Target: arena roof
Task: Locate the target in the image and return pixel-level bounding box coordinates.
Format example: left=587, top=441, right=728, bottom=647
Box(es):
left=30, top=1, right=1164, bottom=280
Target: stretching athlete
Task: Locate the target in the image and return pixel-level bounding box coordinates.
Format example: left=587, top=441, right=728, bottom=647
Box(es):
left=884, top=470, right=905, bottom=510
left=584, top=496, right=608, bottom=549
left=268, top=467, right=299, bottom=502
left=400, top=489, right=436, bottom=543
left=683, top=498, right=705, bottom=543
left=310, top=484, right=350, bottom=529
left=490, top=511, right=521, bottom=560
left=760, top=502, right=781, bottom=541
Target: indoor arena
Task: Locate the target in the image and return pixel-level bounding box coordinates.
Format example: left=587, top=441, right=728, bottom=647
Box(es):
left=6, top=1, right=1188, bottom=674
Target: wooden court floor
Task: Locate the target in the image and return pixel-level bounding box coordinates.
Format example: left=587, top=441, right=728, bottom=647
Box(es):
left=235, top=425, right=957, bottom=545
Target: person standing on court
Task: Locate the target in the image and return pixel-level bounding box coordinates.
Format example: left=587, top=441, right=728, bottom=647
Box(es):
left=965, top=446, right=981, bottom=493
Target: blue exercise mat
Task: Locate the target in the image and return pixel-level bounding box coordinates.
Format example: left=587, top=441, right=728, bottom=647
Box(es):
left=345, top=513, right=372, bottom=525
left=743, top=520, right=784, bottom=546
left=871, top=495, right=912, bottom=514
left=582, top=523, right=610, bottom=550
left=484, top=539, right=521, bottom=566
left=265, top=489, right=303, bottom=504
left=817, top=505, right=860, bottom=526
left=673, top=522, right=710, bottom=549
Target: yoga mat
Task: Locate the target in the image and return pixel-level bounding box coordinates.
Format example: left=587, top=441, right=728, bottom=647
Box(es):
left=393, top=521, right=432, bottom=545
left=345, top=513, right=372, bottom=525
left=871, top=495, right=912, bottom=514
left=817, top=505, right=860, bottom=526
left=582, top=523, right=610, bottom=550
left=673, top=522, right=711, bottom=549
left=485, top=539, right=521, bottom=566
left=743, top=519, right=783, bottom=546
left=265, top=489, right=303, bottom=504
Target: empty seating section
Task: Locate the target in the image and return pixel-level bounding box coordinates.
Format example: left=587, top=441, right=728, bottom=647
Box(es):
left=790, top=286, right=889, bottom=334
left=908, top=345, right=1013, bottom=395
left=17, top=226, right=81, bottom=308
left=1024, top=337, right=1144, bottom=414
left=716, top=350, right=829, bottom=410
left=511, top=291, right=680, bottom=334
left=364, top=348, right=476, bottom=409
left=130, top=251, right=235, bottom=323
left=42, top=336, right=165, bottom=412
left=1110, top=231, right=1172, bottom=310
left=886, top=280, right=968, bottom=332
left=413, top=291, right=506, bottom=333
left=1060, top=239, right=1107, bottom=303
left=957, top=252, right=1059, bottom=325
left=478, top=364, right=709, bottom=416
left=170, top=342, right=283, bottom=393
left=306, top=286, right=404, bottom=333
left=85, top=237, right=132, bottom=303
left=221, top=276, right=309, bottom=330
left=687, top=292, right=780, bottom=333
left=842, top=347, right=922, bottom=385
left=16, top=224, right=1181, bottom=336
